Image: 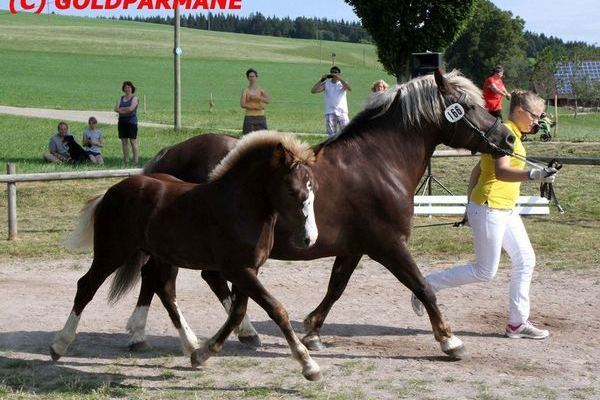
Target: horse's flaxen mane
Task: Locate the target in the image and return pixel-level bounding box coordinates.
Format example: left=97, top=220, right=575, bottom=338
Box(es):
left=208, top=130, right=315, bottom=181
left=361, top=69, right=484, bottom=129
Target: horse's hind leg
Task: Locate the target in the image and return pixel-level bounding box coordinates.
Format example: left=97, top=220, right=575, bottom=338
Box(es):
left=201, top=270, right=261, bottom=347
left=152, top=262, right=199, bottom=355
left=214, top=268, right=321, bottom=381
left=369, top=242, right=465, bottom=359
left=190, top=285, right=249, bottom=368
left=302, top=254, right=362, bottom=350
left=126, top=257, right=160, bottom=351
left=50, top=258, right=117, bottom=361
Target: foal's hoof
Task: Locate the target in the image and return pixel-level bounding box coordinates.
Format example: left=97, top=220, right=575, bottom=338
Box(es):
left=441, top=335, right=466, bottom=360
left=302, top=362, right=323, bottom=381
left=301, top=335, right=325, bottom=351
left=49, top=345, right=62, bottom=361
left=190, top=349, right=211, bottom=368
left=238, top=334, right=262, bottom=348
left=128, top=341, right=150, bottom=352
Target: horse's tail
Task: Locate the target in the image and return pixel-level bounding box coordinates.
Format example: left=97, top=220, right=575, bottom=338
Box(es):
left=64, top=192, right=105, bottom=251
left=142, top=146, right=170, bottom=174
left=108, top=250, right=148, bottom=304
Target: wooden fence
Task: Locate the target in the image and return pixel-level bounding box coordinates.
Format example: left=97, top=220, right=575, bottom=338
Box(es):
left=2, top=164, right=143, bottom=240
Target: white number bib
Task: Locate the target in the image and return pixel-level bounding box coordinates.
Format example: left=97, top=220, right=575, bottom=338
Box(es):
left=444, top=103, right=465, bottom=123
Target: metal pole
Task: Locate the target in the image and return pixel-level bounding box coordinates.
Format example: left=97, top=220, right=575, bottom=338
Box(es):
left=174, top=7, right=182, bottom=131
left=7, top=163, right=17, bottom=240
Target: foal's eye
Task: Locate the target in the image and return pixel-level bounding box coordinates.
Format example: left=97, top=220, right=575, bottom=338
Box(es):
left=288, top=189, right=296, bottom=197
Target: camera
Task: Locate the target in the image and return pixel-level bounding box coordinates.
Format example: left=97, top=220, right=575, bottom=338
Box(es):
left=326, top=74, right=334, bottom=79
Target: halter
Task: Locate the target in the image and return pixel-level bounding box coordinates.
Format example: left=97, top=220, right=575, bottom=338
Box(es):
left=443, top=91, right=507, bottom=156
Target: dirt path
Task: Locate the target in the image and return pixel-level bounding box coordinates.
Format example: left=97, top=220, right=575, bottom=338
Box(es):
left=1, top=257, right=599, bottom=399
left=0, top=105, right=171, bottom=128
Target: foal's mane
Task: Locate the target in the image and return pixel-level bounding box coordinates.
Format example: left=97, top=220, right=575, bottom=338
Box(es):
left=326, top=70, right=483, bottom=146
left=209, top=131, right=315, bottom=182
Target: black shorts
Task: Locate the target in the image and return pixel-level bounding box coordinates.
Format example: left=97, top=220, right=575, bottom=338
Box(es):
left=242, top=115, right=267, bottom=135
left=118, top=120, right=138, bottom=139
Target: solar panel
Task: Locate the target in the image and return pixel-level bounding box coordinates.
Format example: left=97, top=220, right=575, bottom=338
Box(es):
left=554, top=61, right=600, bottom=95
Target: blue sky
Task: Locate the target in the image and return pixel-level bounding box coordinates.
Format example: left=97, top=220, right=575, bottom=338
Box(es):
left=1, top=0, right=598, bottom=45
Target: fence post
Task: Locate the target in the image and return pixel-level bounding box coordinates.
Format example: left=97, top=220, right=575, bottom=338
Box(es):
left=7, top=163, right=17, bottom=240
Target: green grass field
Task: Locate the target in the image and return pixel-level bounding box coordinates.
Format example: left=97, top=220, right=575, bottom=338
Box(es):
left=0, top=12, right=389, bottom=134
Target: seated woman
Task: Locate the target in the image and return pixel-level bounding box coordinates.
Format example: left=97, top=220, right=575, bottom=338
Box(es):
left=43, top=121, right=94, bottom=164
left=43, top=121, right=72, bottom=163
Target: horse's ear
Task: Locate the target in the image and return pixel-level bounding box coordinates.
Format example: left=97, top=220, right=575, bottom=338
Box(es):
left=434, top=68, right=450, bottom=95
left=273, top=143, right=294, bottom=168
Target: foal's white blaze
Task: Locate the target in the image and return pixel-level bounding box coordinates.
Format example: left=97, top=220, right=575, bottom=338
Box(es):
left=302, top=181, right=318, bottom=246
left=175, top=302, right=199, bottom=355
left=51, top=311, right=81, bottom=356
left=126, top=305, right=149, bottom=346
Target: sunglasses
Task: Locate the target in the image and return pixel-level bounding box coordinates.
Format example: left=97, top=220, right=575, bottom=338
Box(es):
left=521, top=106, right=542, bottom=121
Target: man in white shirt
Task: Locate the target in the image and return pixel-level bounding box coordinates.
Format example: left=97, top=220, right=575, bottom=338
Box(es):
left=311, top=66, right=352, bottom=137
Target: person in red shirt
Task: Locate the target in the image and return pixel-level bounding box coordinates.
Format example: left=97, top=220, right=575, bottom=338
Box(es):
left=483, top=66, right=511, bottom=119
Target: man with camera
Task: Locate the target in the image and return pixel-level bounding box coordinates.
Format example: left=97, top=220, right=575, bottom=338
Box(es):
left=311, top=66, right=352, bottom=137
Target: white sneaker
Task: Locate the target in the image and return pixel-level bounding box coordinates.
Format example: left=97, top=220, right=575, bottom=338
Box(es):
left=505, top=321, right=549, bottom=339
left=411, top=293, right=425, bottom=317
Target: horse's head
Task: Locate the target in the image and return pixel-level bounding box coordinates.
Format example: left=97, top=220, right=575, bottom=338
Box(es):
left=434, top=69, right=515, bottom=157
left=268, top=143, right=318, bottom=249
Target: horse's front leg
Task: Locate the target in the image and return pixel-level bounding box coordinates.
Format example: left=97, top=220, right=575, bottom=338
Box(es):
left=302, top=254, right=362, bottom=350
left=190, top=285, right=248, bottom=367
left=369, top=241, right=465, bottom=359
left=224, top=268, right=321, bottom=381
left=201, top=270, right=261, bottom=347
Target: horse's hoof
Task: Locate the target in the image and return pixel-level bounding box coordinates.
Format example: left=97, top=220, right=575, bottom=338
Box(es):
left=49, top=345, right=62, bottom=361
left=445, top=344, right=466, bottom=360
left=302, top=361, right=322, bottom=381
left=238, top=334, right=261, bottom=348
left=441, top=335, right=466, bottom=360
left=301, top=335, right=325, bottom=351
left=190, top=349, right=211, bottom=368
left=128, top=341, right=150, bottom=352
left=303, top=369, right=323, bottom=381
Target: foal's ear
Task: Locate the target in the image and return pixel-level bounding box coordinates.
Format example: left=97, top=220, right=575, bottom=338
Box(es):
left=273, top=142, right=295, bottom=168
left=434, top=68, right=450, bottom=95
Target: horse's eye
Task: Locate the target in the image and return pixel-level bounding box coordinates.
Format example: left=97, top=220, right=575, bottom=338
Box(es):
left=288, top=189, right=296, bottom=197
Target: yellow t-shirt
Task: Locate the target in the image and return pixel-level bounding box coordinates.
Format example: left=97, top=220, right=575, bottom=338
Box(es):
left=243, top=88, right=265, bottom=117
left=470, top=120, right=526, bottom=209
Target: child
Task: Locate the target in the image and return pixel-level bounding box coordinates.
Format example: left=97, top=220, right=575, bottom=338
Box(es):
left=538, top=112, right=555, bottom=142
left=82, top=117, right=104, bottom=164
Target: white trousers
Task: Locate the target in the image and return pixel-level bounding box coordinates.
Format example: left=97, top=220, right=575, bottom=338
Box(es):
left=426, top=202, right=536, bottom=325
left=325, top=113, right=349, bottom=137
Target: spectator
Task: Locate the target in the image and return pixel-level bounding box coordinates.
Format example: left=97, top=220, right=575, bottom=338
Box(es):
left=82, top=116, right=104, bottom=165
left=371, top=79, right=389, bottom=92
left=411, top=90, right=558, bottom=340
left=43, top=121, right=71, bottom=163
left=240, top=68, right=270, bottom=134
left=483, top=66, right=511, bottom=119
left=114, top=81, right=139, bottom=164
left=311, top=65, right=352, bottom=137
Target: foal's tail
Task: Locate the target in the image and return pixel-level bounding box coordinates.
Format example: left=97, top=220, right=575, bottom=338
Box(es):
left=64, top=192, right=106, bottom=251
left=142, top=146, right=170, bottom=174
left=108, top=250, right=148, bottom=304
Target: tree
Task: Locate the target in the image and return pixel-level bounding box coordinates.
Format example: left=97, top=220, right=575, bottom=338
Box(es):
left=344, top=0, right=476, bottom=82
left=531, top=45, right=566, bottom=102
left=444, top=0, right=527, bottom=87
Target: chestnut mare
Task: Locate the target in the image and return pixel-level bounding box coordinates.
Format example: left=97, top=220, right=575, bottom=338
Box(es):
left=132, top=69, right=516, bottom=359
left=51, top=132, right=322, bottom=381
